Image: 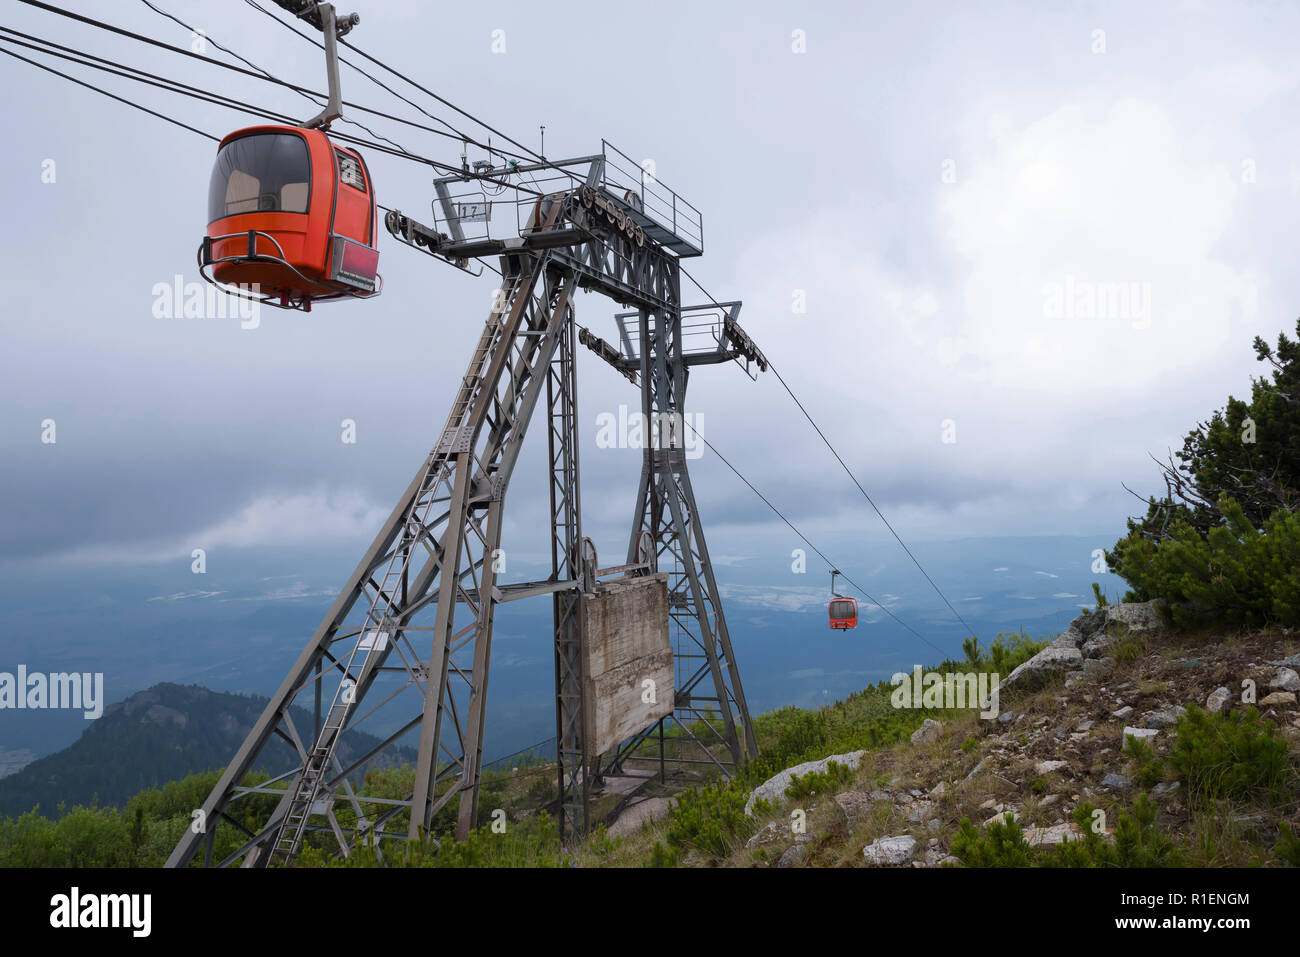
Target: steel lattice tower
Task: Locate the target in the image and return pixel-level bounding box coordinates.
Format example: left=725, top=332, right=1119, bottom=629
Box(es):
left=167, top=144, right=766, bottom=868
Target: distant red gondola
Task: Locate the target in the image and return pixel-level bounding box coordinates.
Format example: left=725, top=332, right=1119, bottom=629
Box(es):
left=827, top=570, right=857, bottom=630
left=200, top=124, right=380, bottom=310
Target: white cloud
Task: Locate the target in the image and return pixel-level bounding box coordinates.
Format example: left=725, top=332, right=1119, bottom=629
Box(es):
left=51, top=487, right=387, bottom=566
left=719, top=584, right=827, bottom=613
left=146, top=590, right=223, bottom=602
left=939, top=98, right=1255, bottom=393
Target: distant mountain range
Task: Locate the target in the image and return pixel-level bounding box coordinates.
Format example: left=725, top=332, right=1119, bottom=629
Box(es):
left=0, top=683, right=414, bottom=818
left=0, top=534, right=1120, bottom=782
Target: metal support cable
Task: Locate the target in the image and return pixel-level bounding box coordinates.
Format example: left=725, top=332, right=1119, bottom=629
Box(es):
left=12, top=0, right=543, bottom=194
left=676, top=261, right=979, bottom=642
left=139, top=0, right=414, bottom=156
left=0, top=43, right=218, bottom=140
left=765, top=360, right=980, bottom=642
left=680, top=420, right=950, bottom=658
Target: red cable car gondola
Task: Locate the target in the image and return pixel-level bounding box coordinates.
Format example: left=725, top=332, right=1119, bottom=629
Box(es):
left=197, top=3, right=378, bottom=311
left=828, top=570, right=858, bottom=630
left=200, top=125, right=380, bottom=310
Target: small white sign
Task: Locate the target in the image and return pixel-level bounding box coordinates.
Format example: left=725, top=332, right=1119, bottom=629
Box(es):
left=455, top=201, right=492, bottom=223
left=359, top=629, right=390, bottom=651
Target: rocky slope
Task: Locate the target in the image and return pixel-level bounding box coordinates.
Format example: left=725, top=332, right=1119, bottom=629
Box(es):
left=732, top=602, right=1300, bottom=867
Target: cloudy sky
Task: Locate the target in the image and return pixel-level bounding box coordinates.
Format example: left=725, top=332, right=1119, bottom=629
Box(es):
left=1, top=0, right=1293, bottom=583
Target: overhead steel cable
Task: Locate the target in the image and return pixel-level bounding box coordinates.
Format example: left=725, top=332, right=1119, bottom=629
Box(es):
left=764, top=360, right=980, bottom=641
left=675, top=261, right=980, bottom=642
left=10, top=0, right=544, bottom=195
left=0, top=43, right=217, bottom=141
left=0, top=29, right=296, bottom=123
left=240, top=0, right=472, bottom=146
left=0, top=28, right=552, bottom=200
left=677, top=419, right=950, bottom=658
left=0, top=33, right=435, bottom=232
left=250, top=0, right=594, bottom=193
left=138, top=0, right=415, bottom=157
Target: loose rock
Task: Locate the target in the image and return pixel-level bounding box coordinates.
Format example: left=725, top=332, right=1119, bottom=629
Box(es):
left=776, top=843, right=808, bottom=868
left=1123, top=726, right=1158, bottom=743
left=862, top=834, right=918, bottom=866
left=745, top=821, right=784, bottom=848
left=1143, top=707, right=1186, bottom=729
left=1023, top=822, right=1083, bottom=847
left=1003, top=646, right=1084, bottom=690
left=745, top=749, right=868, bottom=814
left=1083, top=657, right=1114, bottom=675
left=1205, top=687, right=1233, bottom=715
left=1270, top=668, right=1300, bottom=693
left=983, top=810, right=1019, bottom=827
left=910, top=718, right=942, bottom=745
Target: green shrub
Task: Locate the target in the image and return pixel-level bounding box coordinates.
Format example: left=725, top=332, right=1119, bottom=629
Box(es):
left=1123, top=733, right=1166, bottom=788
left=986, top=632, right=1048, bottom=675
left=785, top=760, right=854, bottom=799
left=960, top=631, right=1047, bottom=674
left=647, top=841, right=679, bottom=868
left=1109, top=322, right=1300, bottom=618
left=961, top=737, right=978, bottom=754
left=526, top=775, right=558, bottom=804
left=1047, top=796, right=1181, bottom=867
left=1169, top=704, right=1288, bottom=802
left=301, top=812, right=570, bottom=868
left=1275, top=823, right=1300, bottom=867
left=951, top=813, right=1032, bottom=867
left=954, top=797, right=1182, bottom=868
left=1111, top=496, right=1300, bottom=627
left=664, top=782, right=754, bottom=858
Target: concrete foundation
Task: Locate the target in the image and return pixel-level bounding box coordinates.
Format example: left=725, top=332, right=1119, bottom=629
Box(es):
left=581, top=574, right=674, bottom=758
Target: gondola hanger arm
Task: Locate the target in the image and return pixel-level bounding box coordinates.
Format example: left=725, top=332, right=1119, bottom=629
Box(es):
left=271, top=1, right=360, bottom=131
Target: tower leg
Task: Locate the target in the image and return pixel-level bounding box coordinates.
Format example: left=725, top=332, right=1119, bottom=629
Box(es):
left=167, top=253, right=575, bottom=867
left=615, top=284, right=756, bottom=776
left=548, top=313, right=588, bottom=843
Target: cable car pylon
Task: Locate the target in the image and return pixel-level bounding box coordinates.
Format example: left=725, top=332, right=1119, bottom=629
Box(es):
left=166, top=5, right=766, bottom=865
